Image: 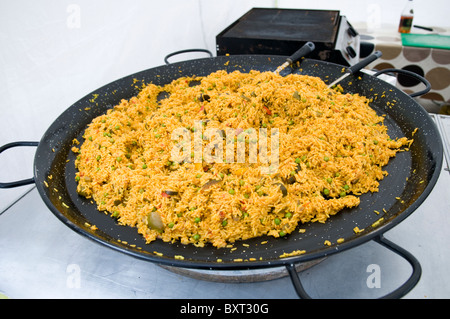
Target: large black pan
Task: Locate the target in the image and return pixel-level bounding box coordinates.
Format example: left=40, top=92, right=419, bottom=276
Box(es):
left=0, top=54, right=443, bottom=298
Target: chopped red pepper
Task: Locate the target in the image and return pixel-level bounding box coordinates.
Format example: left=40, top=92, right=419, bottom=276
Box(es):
left=263, top=106, right=272, bottom=115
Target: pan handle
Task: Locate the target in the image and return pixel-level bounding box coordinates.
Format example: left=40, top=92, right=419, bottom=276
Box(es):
left=0, top=141, right=39, bottom=188
left=373, top=68, right=431, bottom=98
left=164, top=49, right=213, bottom=65
left=285, top=234, right=422, bottom=299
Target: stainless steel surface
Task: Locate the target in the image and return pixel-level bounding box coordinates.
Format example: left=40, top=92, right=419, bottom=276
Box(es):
left=0, top=112, right=449, bottom=298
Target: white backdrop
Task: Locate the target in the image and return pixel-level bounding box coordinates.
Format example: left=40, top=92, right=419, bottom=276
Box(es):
left=1, top=0, right=449, bottom=211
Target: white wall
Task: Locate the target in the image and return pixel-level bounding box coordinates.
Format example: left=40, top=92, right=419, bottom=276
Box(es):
left=0, top=0, right=448, bottom=210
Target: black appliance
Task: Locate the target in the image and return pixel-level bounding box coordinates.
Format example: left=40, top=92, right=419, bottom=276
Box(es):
left=216, top=8, right=360, bottom=66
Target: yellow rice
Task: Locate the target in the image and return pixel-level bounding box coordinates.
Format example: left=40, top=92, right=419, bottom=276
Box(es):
left=73, top=70, right=411, bottom=248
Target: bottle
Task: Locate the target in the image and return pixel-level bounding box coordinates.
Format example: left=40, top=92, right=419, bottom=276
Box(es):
left=398, top=0, right=414, bottom=33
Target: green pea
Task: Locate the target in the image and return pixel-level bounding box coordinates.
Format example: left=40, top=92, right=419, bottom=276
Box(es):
left=373, top=140, right=379, bottom=145
left=327, top=177, right=333, bottom=184
left=194, top=217, right=201, bottom=223
left=340, top=191, right=346, bottom=197
left=295, top=157, right=301, bottom=164
left=343, top=184, right=350, bottom=190
left=142, top=164, right=147, bottom=169
left=285, top=212, right=292, bottom=219
left=324, top=156, right=330, bottom=162
left=168, top=222, right=175, bottom=228
left=192, top=234, right=200, bottom=241
left=239, top=180, right=245, bottom=186
left=279, top=231, right=286, bottom=237
left=323, top=188, right=330, bottom=196
left=222, top=219, right=228, bottom=227
left=228, top=189, right=235, bottom=195
left=274, top=218, right=281, bottom=225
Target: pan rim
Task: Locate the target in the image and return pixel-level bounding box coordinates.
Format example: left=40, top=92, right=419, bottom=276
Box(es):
left=33, top=55, right=444, bottom=270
